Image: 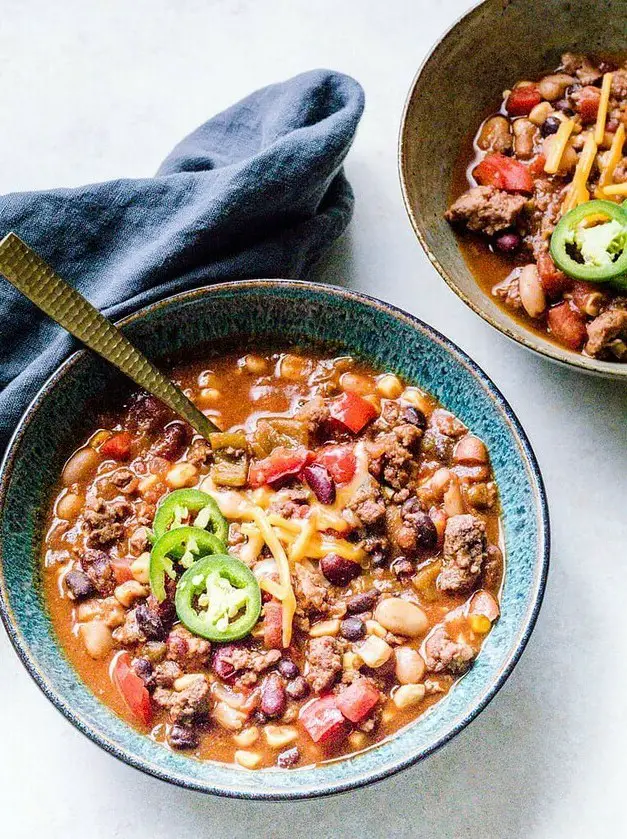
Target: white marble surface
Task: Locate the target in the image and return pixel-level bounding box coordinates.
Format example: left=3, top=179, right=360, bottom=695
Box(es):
left=1, top=1, right=626, bottom=836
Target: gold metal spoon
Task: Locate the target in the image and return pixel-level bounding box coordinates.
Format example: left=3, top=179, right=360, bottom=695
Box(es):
left=0, top=232, right=218, bottom=438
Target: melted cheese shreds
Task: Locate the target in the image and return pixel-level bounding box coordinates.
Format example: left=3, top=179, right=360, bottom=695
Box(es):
left=238, top=524, right=265, bottom=566
left=258, top=577, right=285, bottom=600
left=594, top=73, right=613, bottom=145
left=596, top=124, right=626, bottom=198
left=561, top=132, right=598, bottom=214
left=289, top=515, right=317, bottom=563
left=544, top=119, right=575, bottom=174
left=602, top=182, right=627, bottom=195
left=250, top=507, right=295, bottom=647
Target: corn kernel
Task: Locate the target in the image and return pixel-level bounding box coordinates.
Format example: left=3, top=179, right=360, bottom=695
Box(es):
left=348, top=731, right=368, bottom=749
left=358, top=635, right=392, bottom=668
left=233, top=727, right=259, bottom=747
left=309, top=619, right=341, bottom=638
left=264, top=725, right=298, bottom=749
left=376, top=374, right=403, bottom=399
left=401, top=387, right=431, bottom=415
left=198, top=387, right=221, bottom=406
left=365, top=620, right=387, bottom=638
left=244, top=354, right=268, bottom=374
left=342, top=651, right=362, bottom=671
left=130, top=552, right=150, bottom=585
left=234, top=750, right=262, bottom=769
left=165, top=462, right=198, bottom=489
left=469, top=614, right=492, bottom=634
left=393, top=684, right=426, bottom=709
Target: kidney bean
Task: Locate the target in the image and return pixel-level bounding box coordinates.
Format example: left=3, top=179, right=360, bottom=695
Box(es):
left=320, top=554, right=361, bottom=587
left=340, top=616, right=366, bottom=641
left=346, top=590, right=378, bottom=614
left=278, top=659, right=299, bottom=679
left=493, top=231, right=522, bottom=254
left=211, top=645, right=238, bottom=681
left=285, top=676, right=309, bottom=700
left=64, top=569, right=95, bottom=600
left=391, top=557, right=414, bottom=579
left=260, top=672, right=287, bottom=718
left=151, top=421, right=192, bottom=462
left=169, top=724, right=200, bottom=750
left=302, top=463, right=336, bottom=505
left=277, top=746, right=301, bottom=768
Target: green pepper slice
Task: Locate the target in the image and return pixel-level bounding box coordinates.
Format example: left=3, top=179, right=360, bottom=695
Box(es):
left=149, top=525, right=224, bottom=602
left=175, top=554, right=262, bottom=642
left=153, top=489, right=228, bottom=544
left=550, top=199, right=627, bottom=287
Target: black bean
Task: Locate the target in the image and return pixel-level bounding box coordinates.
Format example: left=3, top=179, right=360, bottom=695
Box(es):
left=277, top=747, right=301, bottom=768
left=320, top=554, right=361, bottom=587
left=346, top=590, right=377, bottom=614
left=340, top=616, right=366, bottom=641
left=64, top=569, right=95, bottom=600
left=540, top=116, right=562, bottom=137
left=132, top=657, right=154, bottom=690
left=391, top=557, right=414, bottom=579
left=169, top=724, right=199, bottom=750
left=135, top=602, right=165, bottom=641
left=278, top=659, right=299, bottom=679
left=493, top=231, right=522, bottom=254
left=285, top=676, right=309, bottom=700
left=400, top=405, right=427, bottom=430
left=554, top=99, right=575, bottom=115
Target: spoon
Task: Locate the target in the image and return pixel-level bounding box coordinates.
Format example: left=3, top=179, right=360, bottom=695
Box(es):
left=0, top=232, right=219, bottom=439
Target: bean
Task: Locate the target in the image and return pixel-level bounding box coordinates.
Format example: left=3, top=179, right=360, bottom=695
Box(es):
left=151, top=422, right=190, bottom=462
left=358, top=635, right=392, bottom=668
left=285, top=676, right=309, bottom=700
left=169, top=725, right=199, bottom=750
left=260, top=672, right=287, bottom=718
left=114, top=580, right=148, bottom=608
left=493, top=231, right=522, bottom=254
left=264, top=725, right=298, bottom=749
left=64, top=569, right=95, bottom=600
left=376, top=374, right=403, bottom=399
left=165, top=462, right=198, bottom=489
left=476, top=115, right=512, bottom=154
left=277, top=746, right=301, bottom=768
left=340, top=616, right=366, bottom=641
left=233, top=727, right=259, bottom=747
left=234, top=750, right=261, bottom=769
left=320, top=554, right=361, bottom=587
left=393, top=683, right=426, bottom=709
left=519, top=264, right=547, bottom=318
left=443, top=478, right=465, bottom=517
left=528, top=101, right=553, bottom=126
left=340, top=371, right=375, bottom=395
left=537, top=73, right=575, bottom=101
left=277, top=659, right=299, bottom=679
left=79, top=620, right=112, bottom=659
left=540, top=116, right=562, bottom=137
left=512, top=118, right=537, bottom=160
left=394, top=647, right=426, bottom=685
left=453, top=435, right=489, bottom=465
left=62, top=447, right=100, bottom=486
left=469, top=590, right=500, bottom=622
left=346, top=590, right=377, bottom=614
left=56, top=492, right=84, bottom=520
left=302, top=463, right=336, bottom=505
left=374, top=598, right=428, bottom=638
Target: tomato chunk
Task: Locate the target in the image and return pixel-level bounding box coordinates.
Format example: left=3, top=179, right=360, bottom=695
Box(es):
left=537, top=252, right=571, bottom=299
left=100, top=431, right=132, bottom=461
left=111, top=557, right=134, bottom=585
left=505, top=86, right=542, bottom=116
left=299, top=695, right=347, bottom=744
left=336, top=680, right=380, bottom=723
left=473, top=153, right=534, bottom=195
left=314, top=445, right=357, bottom=484
left=547, top=302, right=588, bottom=350
left=263, top=600, right=283, bottom=650
left=113, top=652, right=152, bottom=727
left=248, top=446, right=312, bottom=488
left=329, top=392, right=378, bottom=434
left=575, top=86, right=601, bottom=124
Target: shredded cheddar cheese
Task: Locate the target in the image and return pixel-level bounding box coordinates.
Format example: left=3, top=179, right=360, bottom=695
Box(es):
left=594, top=73, right=613, bottom=146
left=596, top=124, right=626, bottom=199
left=602, top=181, right=627, bottom=196
left=561, top=132, right=598, bottom=214
left=544, top=118, right=575, bottom=174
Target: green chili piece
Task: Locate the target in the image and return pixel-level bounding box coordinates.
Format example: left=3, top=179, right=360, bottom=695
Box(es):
left=153, top=488, right=228, bottom=544
left=149, top=525, right=224, bottom=602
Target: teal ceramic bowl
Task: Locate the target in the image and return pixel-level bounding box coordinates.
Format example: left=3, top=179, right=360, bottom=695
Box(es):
left=0, top=281, right=549, bottom=799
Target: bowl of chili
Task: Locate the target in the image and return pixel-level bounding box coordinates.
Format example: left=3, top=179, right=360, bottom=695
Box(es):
left=0, top=280, right=549, bottom=798
left=399, top=0, right=627, bottom=378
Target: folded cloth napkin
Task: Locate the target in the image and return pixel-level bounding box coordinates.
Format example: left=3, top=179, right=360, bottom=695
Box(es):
left=0, top=69, right=364, bottom=455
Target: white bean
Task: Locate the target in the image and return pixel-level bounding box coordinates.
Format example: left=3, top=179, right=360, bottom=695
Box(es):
left=394, top=647, right=426, bottom=685
left=374, top=598, right=428, bottom=638
left=79, top=620, right=112, bottom=659
left=518, top=264, right=547, bottom=319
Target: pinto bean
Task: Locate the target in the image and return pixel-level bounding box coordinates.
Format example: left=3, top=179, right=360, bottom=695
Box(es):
left=394, top=647, right=426, bottom=684
left=537, top=73, right=575, bottom=101
left=62, top=447, right=100, bottom=486
left=374, top=598, right=428, bottom=638
left=476, top=115, right=512, bottom=153
left=453, top=436, right=489, bottom=465
left=518, top=264, right=547, bottom=319
left=512, top=119, right=537, bottom=160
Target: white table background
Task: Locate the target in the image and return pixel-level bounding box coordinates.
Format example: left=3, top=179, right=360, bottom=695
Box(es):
left=1, top=1, right=625, bottom=836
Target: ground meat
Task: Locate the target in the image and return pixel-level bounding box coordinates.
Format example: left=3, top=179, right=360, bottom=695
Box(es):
left=168, top=724, right=200, bottom=750
left=153, top=660, right=183, bottom=687
left=268, top=488, right=310, bottom=519
left=166, top=625, right=212, bottom=671
left=112, top=608, right=145, bottom=646
left=64, top=569, right=96, bottom=600
left=128, top=526, right=150, bottom=556
left=611, top=69, right=627, bottom=100
left=153, top=676, right=210, bottom=724
left=83, top=497, right=132, bottom=548
left=305, top=636, right=343, bottom=694
left=423, top=625, right=475, bottom=675
left=293, top=564, right=329, bottom=616
left=79, top=548, right=115, bottom=596
left=347, top=477, right=387, bottom=525
left=438, top=514, right=487, bottom=593
left=585, top=310, right=627, bottom=358
left=294, top=397, right=330, bottom=438
left=528, top=179, right=569, bottom=250
left=368, top=429, right=418, bottom=489
left=217, top=644, right=281, bottom=685
left=493, top=271, right=523, bottom=312
left=374, top=401, right=427, bottom=433
left=560, top=52, right=602, bottom=85
left=109, top=468, right=139, bottom=495
left=445, top=186, right=526, bottom=237
left=187, top=438, right=213, bottom=468
left=429, top=409, right=467, bottom=438
left=150, top=421, right=191, bottom=462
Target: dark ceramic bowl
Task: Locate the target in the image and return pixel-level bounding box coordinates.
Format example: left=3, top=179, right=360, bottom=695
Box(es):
left=399, top=0, right=627, bottom=380
left=0, top=281, right=549, bottom=798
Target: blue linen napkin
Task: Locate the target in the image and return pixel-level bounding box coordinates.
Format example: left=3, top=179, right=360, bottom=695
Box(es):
left=0, top=69, right=364, bottom=455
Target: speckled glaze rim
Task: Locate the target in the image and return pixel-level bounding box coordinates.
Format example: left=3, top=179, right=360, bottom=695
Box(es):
left=0, top=279, right=550, bottom=799
left=398, top=0, right=626, bottom=381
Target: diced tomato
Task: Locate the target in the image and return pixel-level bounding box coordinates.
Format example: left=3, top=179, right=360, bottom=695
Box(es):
left=528, top=153, right=547, bottom=178
left=547, top=302, right=588, bottom=350
left=336, top=680, right=381, bottom=724
left=505, top=86, right=542, bottom=116
left=299, top=695, right=347, bottom=744
left=329, top=392, right=378, bottom=434
left=248, top=446, right=313, bottom=488
left=263, top=600, right=283, bottom=650
left=100, top=431, right=132, bottom=461
left=111, top=557, right=134, bottom=584
left=314, top=445, right=357, bottom=485
left=113, top=652, right=152, bottom=727
left=536, top=252, right=571, bottom=299
left=575, top=86, right=601, bottom=123
left=473, top=153, right=534, bottom=195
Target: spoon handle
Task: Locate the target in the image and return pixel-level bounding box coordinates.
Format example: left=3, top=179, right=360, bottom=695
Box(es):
left=0, top=232, right=218, bottom=439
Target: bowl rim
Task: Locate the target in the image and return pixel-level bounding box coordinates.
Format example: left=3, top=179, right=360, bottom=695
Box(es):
left=0, top=278, right=550, bottom=799
left=397, top=0, right=627, bottom=381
